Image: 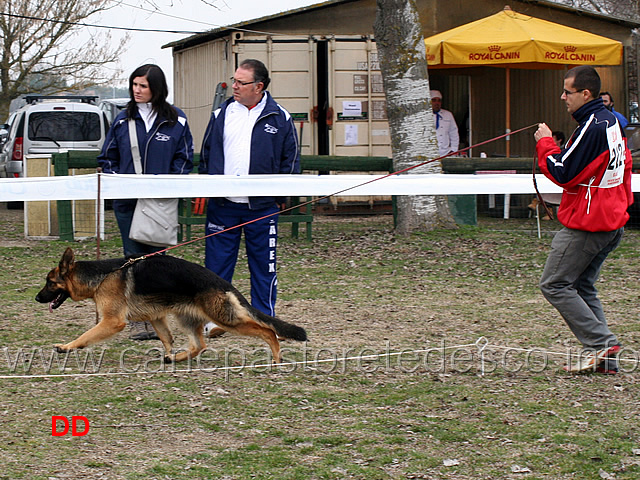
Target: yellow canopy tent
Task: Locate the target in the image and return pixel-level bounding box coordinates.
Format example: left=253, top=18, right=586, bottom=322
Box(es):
left=424, top=6, right=623, bottom=155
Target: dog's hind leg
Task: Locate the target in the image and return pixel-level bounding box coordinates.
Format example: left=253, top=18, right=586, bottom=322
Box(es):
left=165, top=315, right=207, bottom=363
left=207, top=292, right=282, bottom=363
left=234, top=321, right=282, bottom=364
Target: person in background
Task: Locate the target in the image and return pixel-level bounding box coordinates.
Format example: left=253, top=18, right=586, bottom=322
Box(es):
left=534, top=65, right=633, bottom=374
left=199, top=59, right=300, bottom=338
left=98, top=64, right=194, bottom=341
left=552, top=130, right=565, bottom=148
left=600, top=91, right=629, bottom=129
left=430, top=89, right=460, bottom=156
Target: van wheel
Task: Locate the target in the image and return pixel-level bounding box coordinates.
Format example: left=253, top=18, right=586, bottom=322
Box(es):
left=7, top=201, right=23, bottom=210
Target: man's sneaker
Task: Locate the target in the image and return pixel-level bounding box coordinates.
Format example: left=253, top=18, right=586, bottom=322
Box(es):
left=597, top=344, right=621, bottom=358
left=563, top=344, right=621, bottom=373
left=595, top=346, right=621, bottom=375
left=204, top=321, right=225, bottom=338
left=129, top=321, right=159, bottom=341
left=595, top=365, right=619, bottom=375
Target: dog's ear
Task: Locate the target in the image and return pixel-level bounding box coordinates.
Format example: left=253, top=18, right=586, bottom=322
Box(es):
left=59, top=248, right=75, bottom=275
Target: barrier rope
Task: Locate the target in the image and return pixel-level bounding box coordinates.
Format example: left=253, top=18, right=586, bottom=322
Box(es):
left=1, top=337, right=635, bottom=380
left=123, top=123, right=539, bottom=264
left=0, top=340, right=479, bottom=380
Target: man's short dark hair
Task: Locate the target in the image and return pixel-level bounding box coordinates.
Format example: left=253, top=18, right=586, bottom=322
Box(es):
left=239, top=59, right=271, bottom=90
left=565, top=65, right=601, bottom=99
left=552, top=131, right=565, bottom=143
left=600, top=91, right=614, bottom=103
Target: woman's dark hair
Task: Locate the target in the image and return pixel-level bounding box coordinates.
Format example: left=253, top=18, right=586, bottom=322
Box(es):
left=126, top=64, right=177, bottom=123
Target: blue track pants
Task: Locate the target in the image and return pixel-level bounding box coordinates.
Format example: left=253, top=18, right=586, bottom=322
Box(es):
left=204, top=200, right=279, bottom=316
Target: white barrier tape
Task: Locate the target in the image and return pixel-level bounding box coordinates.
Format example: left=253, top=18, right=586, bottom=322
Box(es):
left=0, top=172, right=614, bottom=202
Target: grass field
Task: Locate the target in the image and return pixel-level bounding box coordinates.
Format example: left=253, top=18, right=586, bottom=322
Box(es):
left=0, top=202, right=639, bottom=479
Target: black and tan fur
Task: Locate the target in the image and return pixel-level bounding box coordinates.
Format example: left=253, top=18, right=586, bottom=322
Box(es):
left=36, top=248, right=307, bottom=363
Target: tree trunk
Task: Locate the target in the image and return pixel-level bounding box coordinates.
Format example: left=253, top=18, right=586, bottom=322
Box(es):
left=373, top=0, right=455, bottom=234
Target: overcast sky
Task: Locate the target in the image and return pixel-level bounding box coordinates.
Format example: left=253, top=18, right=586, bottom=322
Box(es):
left=93, top=0, right=319, bottom=98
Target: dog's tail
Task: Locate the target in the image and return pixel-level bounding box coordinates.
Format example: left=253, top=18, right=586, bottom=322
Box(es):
left=253, top=308, right=307, bottom=342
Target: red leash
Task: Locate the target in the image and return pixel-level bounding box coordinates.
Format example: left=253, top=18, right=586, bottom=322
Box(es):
left=130, top=123, right=539, bottom=261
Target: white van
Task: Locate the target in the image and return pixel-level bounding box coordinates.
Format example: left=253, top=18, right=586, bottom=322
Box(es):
left=98, top=97, right=129, bottom=126
left=0, top=95, right=108, bottom=178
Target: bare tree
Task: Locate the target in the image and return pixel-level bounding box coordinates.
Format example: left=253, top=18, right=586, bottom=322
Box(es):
left=0, top=0, right=128, bottom=119
left=373, top=0, right=455, bottom=234
left=553, top=0, right=639, bottom=20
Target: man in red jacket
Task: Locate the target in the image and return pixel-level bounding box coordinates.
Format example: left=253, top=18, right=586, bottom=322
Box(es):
left=534, top=65, right=633, bottom=374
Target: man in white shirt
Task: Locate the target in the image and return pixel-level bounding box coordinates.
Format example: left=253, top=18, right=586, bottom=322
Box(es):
left=430, top=90, right=460, bottom=156
left=199, top=59, right=300, bottom=323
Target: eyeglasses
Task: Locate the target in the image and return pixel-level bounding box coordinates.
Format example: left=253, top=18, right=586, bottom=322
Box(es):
left=562, top=88, right=585, bottom=96
left=231, top=77, right=256, bottom=86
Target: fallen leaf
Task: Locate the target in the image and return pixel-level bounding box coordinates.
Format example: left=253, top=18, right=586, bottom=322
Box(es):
left=511, top=465, right=532, bottom=473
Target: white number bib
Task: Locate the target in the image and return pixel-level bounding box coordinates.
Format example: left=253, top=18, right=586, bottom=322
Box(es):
left=599, top=123, right=625, bottom=188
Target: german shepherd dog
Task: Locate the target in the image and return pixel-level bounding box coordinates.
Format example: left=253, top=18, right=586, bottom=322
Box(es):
left=36, top=248, right=307, bottom=363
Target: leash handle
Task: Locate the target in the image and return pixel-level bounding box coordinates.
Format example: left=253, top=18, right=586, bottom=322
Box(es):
left=532, top=152, right=555, bottom=221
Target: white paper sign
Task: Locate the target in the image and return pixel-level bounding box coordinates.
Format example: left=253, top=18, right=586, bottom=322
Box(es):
left=345, top=125, right=358, bottom=145
left=342, top=101, right=362, bottom=117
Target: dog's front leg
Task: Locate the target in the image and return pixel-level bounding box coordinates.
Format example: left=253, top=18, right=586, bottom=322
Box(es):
left=55, top=314, right=127, bottom=352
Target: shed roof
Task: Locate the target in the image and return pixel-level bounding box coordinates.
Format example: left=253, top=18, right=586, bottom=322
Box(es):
left=163, top=0, right=358, bottom=51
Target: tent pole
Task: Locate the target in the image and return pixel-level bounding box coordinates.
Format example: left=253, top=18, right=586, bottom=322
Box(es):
left=506, top=67, right=511, bottom=157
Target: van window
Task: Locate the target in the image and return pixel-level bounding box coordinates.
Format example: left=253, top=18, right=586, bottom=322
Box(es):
left=27, top=112, right=101, bottom=142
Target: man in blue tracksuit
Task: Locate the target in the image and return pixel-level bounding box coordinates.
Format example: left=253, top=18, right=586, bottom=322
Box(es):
left=600, top=92, right=629, bottom=129
left=199, top=59, right=300, bottom=326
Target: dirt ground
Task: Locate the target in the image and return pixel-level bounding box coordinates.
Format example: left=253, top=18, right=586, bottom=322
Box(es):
left=2, top=202, right=640, bottom=479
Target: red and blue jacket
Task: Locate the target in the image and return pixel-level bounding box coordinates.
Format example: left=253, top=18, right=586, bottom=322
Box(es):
left=537, top=98, right=633, bottom=232
left=199, top=92, right=300, bottom=210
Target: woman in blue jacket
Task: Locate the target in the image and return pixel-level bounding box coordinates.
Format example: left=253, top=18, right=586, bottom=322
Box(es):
left=98, top=64, right=194, bottom=340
